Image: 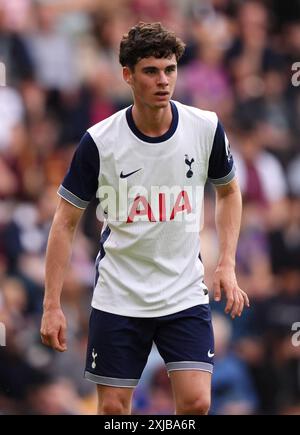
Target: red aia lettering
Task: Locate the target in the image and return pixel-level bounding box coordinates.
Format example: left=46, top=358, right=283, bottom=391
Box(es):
left=127, top=191, right=192, bottom=223
left=127, top=195, right=156, bottom=223
left=170, top=190, right=192, bottom=220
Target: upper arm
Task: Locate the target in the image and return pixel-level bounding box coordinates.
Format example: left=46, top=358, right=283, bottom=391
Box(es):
left=207, top=121, right=235, bottom=186
left=58, top=132, right=100, bottom=209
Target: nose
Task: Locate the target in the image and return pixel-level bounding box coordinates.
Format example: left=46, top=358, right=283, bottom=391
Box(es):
left=157, top=71, right=168, bottom=86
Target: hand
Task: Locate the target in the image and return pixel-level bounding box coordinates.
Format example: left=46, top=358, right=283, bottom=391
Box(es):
left=212, top=265, right=250, bottom=319
left=40, top=307, right=67, bottom=352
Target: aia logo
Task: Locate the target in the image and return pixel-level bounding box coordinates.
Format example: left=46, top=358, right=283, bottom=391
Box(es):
left=96, top=183, right=199, bottom=225
left=127, top=190, right=192, bottom=223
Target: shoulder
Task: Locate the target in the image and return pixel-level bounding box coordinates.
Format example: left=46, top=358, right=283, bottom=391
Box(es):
left=173, top=100, right=218, bottom=132
left=88, top=107, right=128, bottom=146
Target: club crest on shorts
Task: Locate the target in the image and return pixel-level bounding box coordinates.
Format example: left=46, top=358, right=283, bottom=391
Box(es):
left=92, top=348, right=98, bottom=369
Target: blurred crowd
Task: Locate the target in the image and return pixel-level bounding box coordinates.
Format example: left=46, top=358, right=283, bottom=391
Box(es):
left=0, top=0, right=300, bottom=415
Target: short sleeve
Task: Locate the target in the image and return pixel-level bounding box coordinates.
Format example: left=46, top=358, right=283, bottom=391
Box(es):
left=208, top=121, right=235, bottom=185
left=58, top=132, right=100, bottom=209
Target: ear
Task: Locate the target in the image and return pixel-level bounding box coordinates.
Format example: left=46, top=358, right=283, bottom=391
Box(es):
left=123, top=66, right=132, bottom=86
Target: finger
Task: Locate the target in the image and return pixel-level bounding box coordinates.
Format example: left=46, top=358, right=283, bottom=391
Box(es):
left=58, top=326, right=67, bottom=351
left=234, top=292, right=244, bottom=318
left=48, top=330, right=64, bottom=352
left=224, top=290, right=234, bottom=314
left=230, top=290, right=240, bottom=319
left=237, top=292, right=245, bottom=317
left=40, top=330, right=51, bottom=347
left=52, top=337, right=66, bottom=352
left=213, top=281, right=221, bottom=302
left=242, top=290, right=250, bottom=308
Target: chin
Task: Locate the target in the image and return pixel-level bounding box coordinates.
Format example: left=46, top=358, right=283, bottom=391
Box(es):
left=153, top=101, right=169, bottom=109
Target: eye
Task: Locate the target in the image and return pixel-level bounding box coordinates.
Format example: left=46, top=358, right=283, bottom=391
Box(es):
left=145, top=69, right=156, bottom=75
left=165, top=66, right=176, bottom=74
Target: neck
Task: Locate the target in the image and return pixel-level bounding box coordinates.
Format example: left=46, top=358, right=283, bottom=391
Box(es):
left=132, top=101, right=173, bottom=137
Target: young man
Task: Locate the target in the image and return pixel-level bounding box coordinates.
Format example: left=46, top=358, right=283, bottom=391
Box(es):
left=40, top=22, right=249, bottom=415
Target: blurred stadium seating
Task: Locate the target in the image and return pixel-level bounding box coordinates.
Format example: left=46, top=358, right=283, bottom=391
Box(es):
left=0, top=0, right=300, bottom=415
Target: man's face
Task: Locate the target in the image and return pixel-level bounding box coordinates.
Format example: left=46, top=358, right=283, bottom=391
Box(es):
left=124, top=55, right=177, bottom=109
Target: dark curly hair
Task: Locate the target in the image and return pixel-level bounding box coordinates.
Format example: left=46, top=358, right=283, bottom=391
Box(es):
left=119, top=22, right=186, bottom=70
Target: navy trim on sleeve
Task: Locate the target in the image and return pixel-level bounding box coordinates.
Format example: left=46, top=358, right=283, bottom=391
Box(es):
left=208, top=121, right=235, bottom=185
left=58, top=185, right=90, bottom=209
left=58, top=132, right=100, bottom=209
left=208, top=166, right=235, bottom=185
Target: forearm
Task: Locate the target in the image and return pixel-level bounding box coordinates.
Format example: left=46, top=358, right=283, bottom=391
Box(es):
left=44, top=218, right=76, bottom=309
left=212, top=180, right=249, bottom=316
left=215, top=179, right=242, bottom=268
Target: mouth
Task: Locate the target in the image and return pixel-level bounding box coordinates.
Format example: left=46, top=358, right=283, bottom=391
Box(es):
left=154, top=91, right=169, bottom=96
left=154, top=91, right=170, bottom=101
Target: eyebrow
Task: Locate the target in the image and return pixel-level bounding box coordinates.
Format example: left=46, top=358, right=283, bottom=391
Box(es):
left=142, top=64, right=177, bottom=72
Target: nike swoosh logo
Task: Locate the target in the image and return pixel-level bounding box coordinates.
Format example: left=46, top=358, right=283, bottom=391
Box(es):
left=120, top=168, right=142, bottom=178
left=208, top=350, right=215, bottom=358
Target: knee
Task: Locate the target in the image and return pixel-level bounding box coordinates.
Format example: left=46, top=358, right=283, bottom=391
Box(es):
left=97, top=386, right=132, bottom=415
left=177, top=397, right=211, bottom=415
left=99, top=399, right=129, bottom=415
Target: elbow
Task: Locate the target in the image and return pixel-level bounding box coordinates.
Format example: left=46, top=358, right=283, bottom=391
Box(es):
left=216, top=178, right=241, bottom=200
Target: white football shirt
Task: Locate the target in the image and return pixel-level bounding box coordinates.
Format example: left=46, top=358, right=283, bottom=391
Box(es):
left=58, top=101, right=235, bottom=317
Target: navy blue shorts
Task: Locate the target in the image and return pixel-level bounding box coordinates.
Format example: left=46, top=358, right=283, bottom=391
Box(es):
left=84, top=304, right=214, bottom=388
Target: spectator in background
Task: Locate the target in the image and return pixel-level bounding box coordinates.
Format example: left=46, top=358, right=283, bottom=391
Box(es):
left=268, top=196, right=300, bottom=274
left=26, top=1, right=79, bottom=92
left=134, top=365, right=174, bottom=415
left=210, top=312, right=258, bottom=414
left=25, top=376, right=85, bottom=415
left=226, top=1, right=284, bottom=104
left=176, top=9, right=234, bottom=121
left=0, top=1, right=34, bottom=86
left=233, top=118, right=287, bottom=207
left=252, top=265, right=300, bottom=414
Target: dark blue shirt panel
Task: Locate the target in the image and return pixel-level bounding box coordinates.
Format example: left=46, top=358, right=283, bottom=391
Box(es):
left=208, top=121, right=234, bottom=184
left=61, top=132, right=99, bottom=203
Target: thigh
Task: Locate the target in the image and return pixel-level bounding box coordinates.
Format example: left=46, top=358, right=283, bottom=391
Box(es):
left=169, top=370, right=212, bottom=412
left=154, top=304, right=215, bottom=374
left=85, top=308, right=154, bottom=387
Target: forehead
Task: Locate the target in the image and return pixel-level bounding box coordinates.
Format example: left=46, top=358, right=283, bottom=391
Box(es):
left=135, top=55, right=177, bottom=69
